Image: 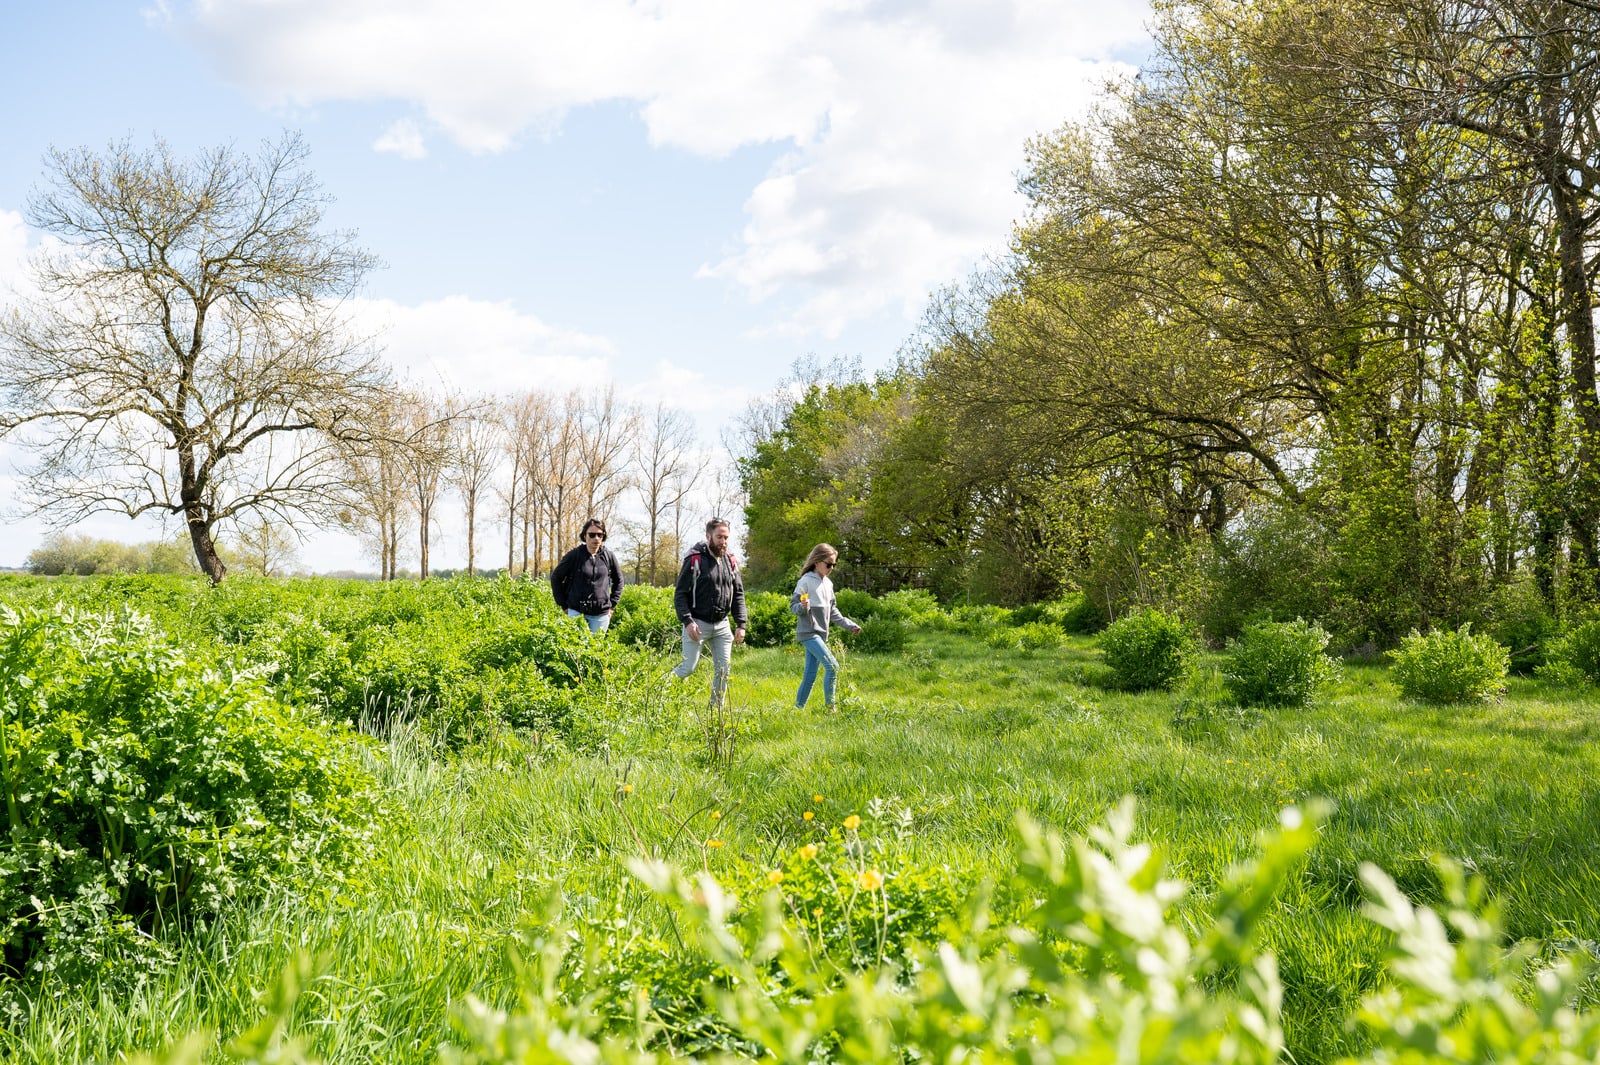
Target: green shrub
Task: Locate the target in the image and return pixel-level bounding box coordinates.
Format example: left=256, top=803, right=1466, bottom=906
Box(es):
left=1015, top=621, right=1066, bottom=651
left=1484, top=578, right=1560, bottom=674
left=609, top=585, right=680, bottom=649
left=1222, top=619, right=1339, bottom=707
left=834, top=588, right=880, bottom=623
left=1099, top=609, right=1193, bottom=690
left=236, top=611, right=351, bottom=708
left=1543, top=616, right=1600, bottom=686
left=954, top=603, right=1011, bottom=634
left=1055, top=592, right=1109, bottom=634
left=1389, top=625, right=1509, bottom=703
left=846, top=616, right=908, bottom=654
left=878, top=588, right=945, bottom=627
left=985, top=625, right=1023, bottom=650
left=743, top=591, right=794, bottom=648
left=0, top=605, right=382, bottom=987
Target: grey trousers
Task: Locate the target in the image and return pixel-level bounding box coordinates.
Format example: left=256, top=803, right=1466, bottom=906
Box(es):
left=673, top=619, right=733, bottom=707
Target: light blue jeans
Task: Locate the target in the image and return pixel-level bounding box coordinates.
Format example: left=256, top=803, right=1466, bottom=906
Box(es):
left=567, top=608, right=612, bottom=633
left=673, top=619, right=734, bottom=708
left=796, top=636, right=839, bottom=708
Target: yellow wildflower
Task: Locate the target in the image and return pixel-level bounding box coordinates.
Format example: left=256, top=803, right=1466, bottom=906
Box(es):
left=812, top=907, right=824, bottom=918
left=621, top=783, right=633, bottom=793
left=843, top=814, right=862, bottom=830
left=799, top=843, right=819, bottom=861
left=711, top=810, right=722, bottom=820
left=813, top=794, right=824, bottom=803
left=858, top=869, right=884, bottom=890
left=767, top=869, right=785, bottom=884
left=803, top=811, right=815, bottom=821
left=707, top=839, right=725, bottom=849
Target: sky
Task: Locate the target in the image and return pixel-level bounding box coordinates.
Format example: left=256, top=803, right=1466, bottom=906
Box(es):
left=0, top=0, right=1152, bottom=572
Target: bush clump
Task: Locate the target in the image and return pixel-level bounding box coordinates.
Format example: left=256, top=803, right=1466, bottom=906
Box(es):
left=0, top=605, right=382, bottom=986
left=742, top=591, right=794, bottom=648
left=1015, top=621, right=1066, bottom=651
left=1099, top=609, right=1193, bottom=690
left=1542, top=616, right=1600, bottom=687
left=846, top=616, right=908, bottom=654
left=1389, top=625, right=1509, bottom=703
left=1222, top=619, right=1339, bottom=707
left=609, top=585, right=680, bottom=649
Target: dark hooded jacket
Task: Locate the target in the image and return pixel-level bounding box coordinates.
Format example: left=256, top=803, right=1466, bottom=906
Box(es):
left=550, top=543, right=623, bottom=615
left=673, top=540, right=747, bottom=626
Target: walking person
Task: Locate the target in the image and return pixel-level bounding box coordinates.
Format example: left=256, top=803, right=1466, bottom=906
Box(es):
left=550, top=518, right=623, bottom=633
left=671, top=518, right=747, bottom=707
left=790, top=543, right=861, bottom=711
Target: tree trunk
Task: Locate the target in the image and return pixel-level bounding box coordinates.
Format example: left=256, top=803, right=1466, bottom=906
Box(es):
left=187, top=514, right=227, bottom=585
left=465, top=486, right=477, bottom=576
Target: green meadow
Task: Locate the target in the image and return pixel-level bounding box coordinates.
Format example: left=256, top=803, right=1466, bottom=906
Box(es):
left=2, top=576, right=1599, bottom=1063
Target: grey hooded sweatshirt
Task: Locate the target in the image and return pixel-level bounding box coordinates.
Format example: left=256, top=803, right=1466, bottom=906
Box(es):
left=790, top=571, right=857, bottom=642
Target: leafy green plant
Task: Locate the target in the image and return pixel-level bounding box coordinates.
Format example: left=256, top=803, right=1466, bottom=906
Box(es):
left=0, top=605, right=382, bottom=988
left=742, top=591, right=794, bottom=649
left=845, top=616, right=908, bottom=654
left=1014, top=620, right=1066, bottom=651
left=1390, top=625, right=1509, bottom=703
left=1483, top=578, right=1560, bottom=674
left=1542, top=616, right=1600, bottom=686
left=1099, top=608, right=1193, bottom=690
left=609, top=585, right=680, bottom=649
left=833, top=588, right=880, bottom=623
left=1223, top=619, right=1339, bottom=707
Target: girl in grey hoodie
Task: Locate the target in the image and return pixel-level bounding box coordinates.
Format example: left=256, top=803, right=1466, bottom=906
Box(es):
left=789, top=543, right=862, bottom=710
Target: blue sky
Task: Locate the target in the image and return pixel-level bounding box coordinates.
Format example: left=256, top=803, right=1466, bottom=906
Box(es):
left=0, top=0, right=1151, bottom=571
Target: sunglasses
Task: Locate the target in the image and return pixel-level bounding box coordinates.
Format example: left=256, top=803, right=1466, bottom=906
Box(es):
left=586, top=532, right=606, bottom=540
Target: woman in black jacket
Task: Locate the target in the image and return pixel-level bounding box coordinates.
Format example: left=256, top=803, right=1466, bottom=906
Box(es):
left=549, top=518, right=623, bottom=633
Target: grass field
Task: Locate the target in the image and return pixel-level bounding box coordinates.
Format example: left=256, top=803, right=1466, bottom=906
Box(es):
left=5, top=602, right=1600, bottom=1064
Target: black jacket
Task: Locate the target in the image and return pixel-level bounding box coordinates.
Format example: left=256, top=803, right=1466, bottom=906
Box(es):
left=550, top=544, right=623, bottom=615
left=673, top=540, right=747, bottom=626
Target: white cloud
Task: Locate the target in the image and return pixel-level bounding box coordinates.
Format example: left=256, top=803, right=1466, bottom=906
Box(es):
left=348, top=294, right=617, bottom=395
left=176, top=0, right=1151, bottom=334
left=372, top=118, right=428, bottom=159
left=627, top=360, right=752, bottom=417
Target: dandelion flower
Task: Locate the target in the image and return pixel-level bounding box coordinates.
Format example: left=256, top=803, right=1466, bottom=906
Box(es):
left=843, top=814, right=862, bottom=830
left=622, top=783, right=634, bottom=794
left=707, top=839, right=725, bottom=849
left=813, top=794, right=824, bottom=803
left=799, top=844, right=819, bottom=861
left=858, top=869, right=884, bottom=890
left=803, top=811, right=815, bottom=821
left=812, top=907, right=824, bottom=918
left=711, top=810, right=722, bottom=820
left=767, top=869, right=785, bottom=884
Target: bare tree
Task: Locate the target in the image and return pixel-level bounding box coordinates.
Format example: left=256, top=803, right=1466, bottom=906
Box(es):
left=499, top=390, right=552, bottom=575
left=447, top=395, right=502, bottom=576
left=227, top=512, right=300, bottom=577
left=575, top=386, right=639, bottom=520
left=398, top=388, right=453, bottom=580
left=532, top=391, right=583, bottom=573
left=0, top=134, right=391, bottom=583
left=633, top=402, right=699, bottom=584
left=341, top=396, right=412, bottom=580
